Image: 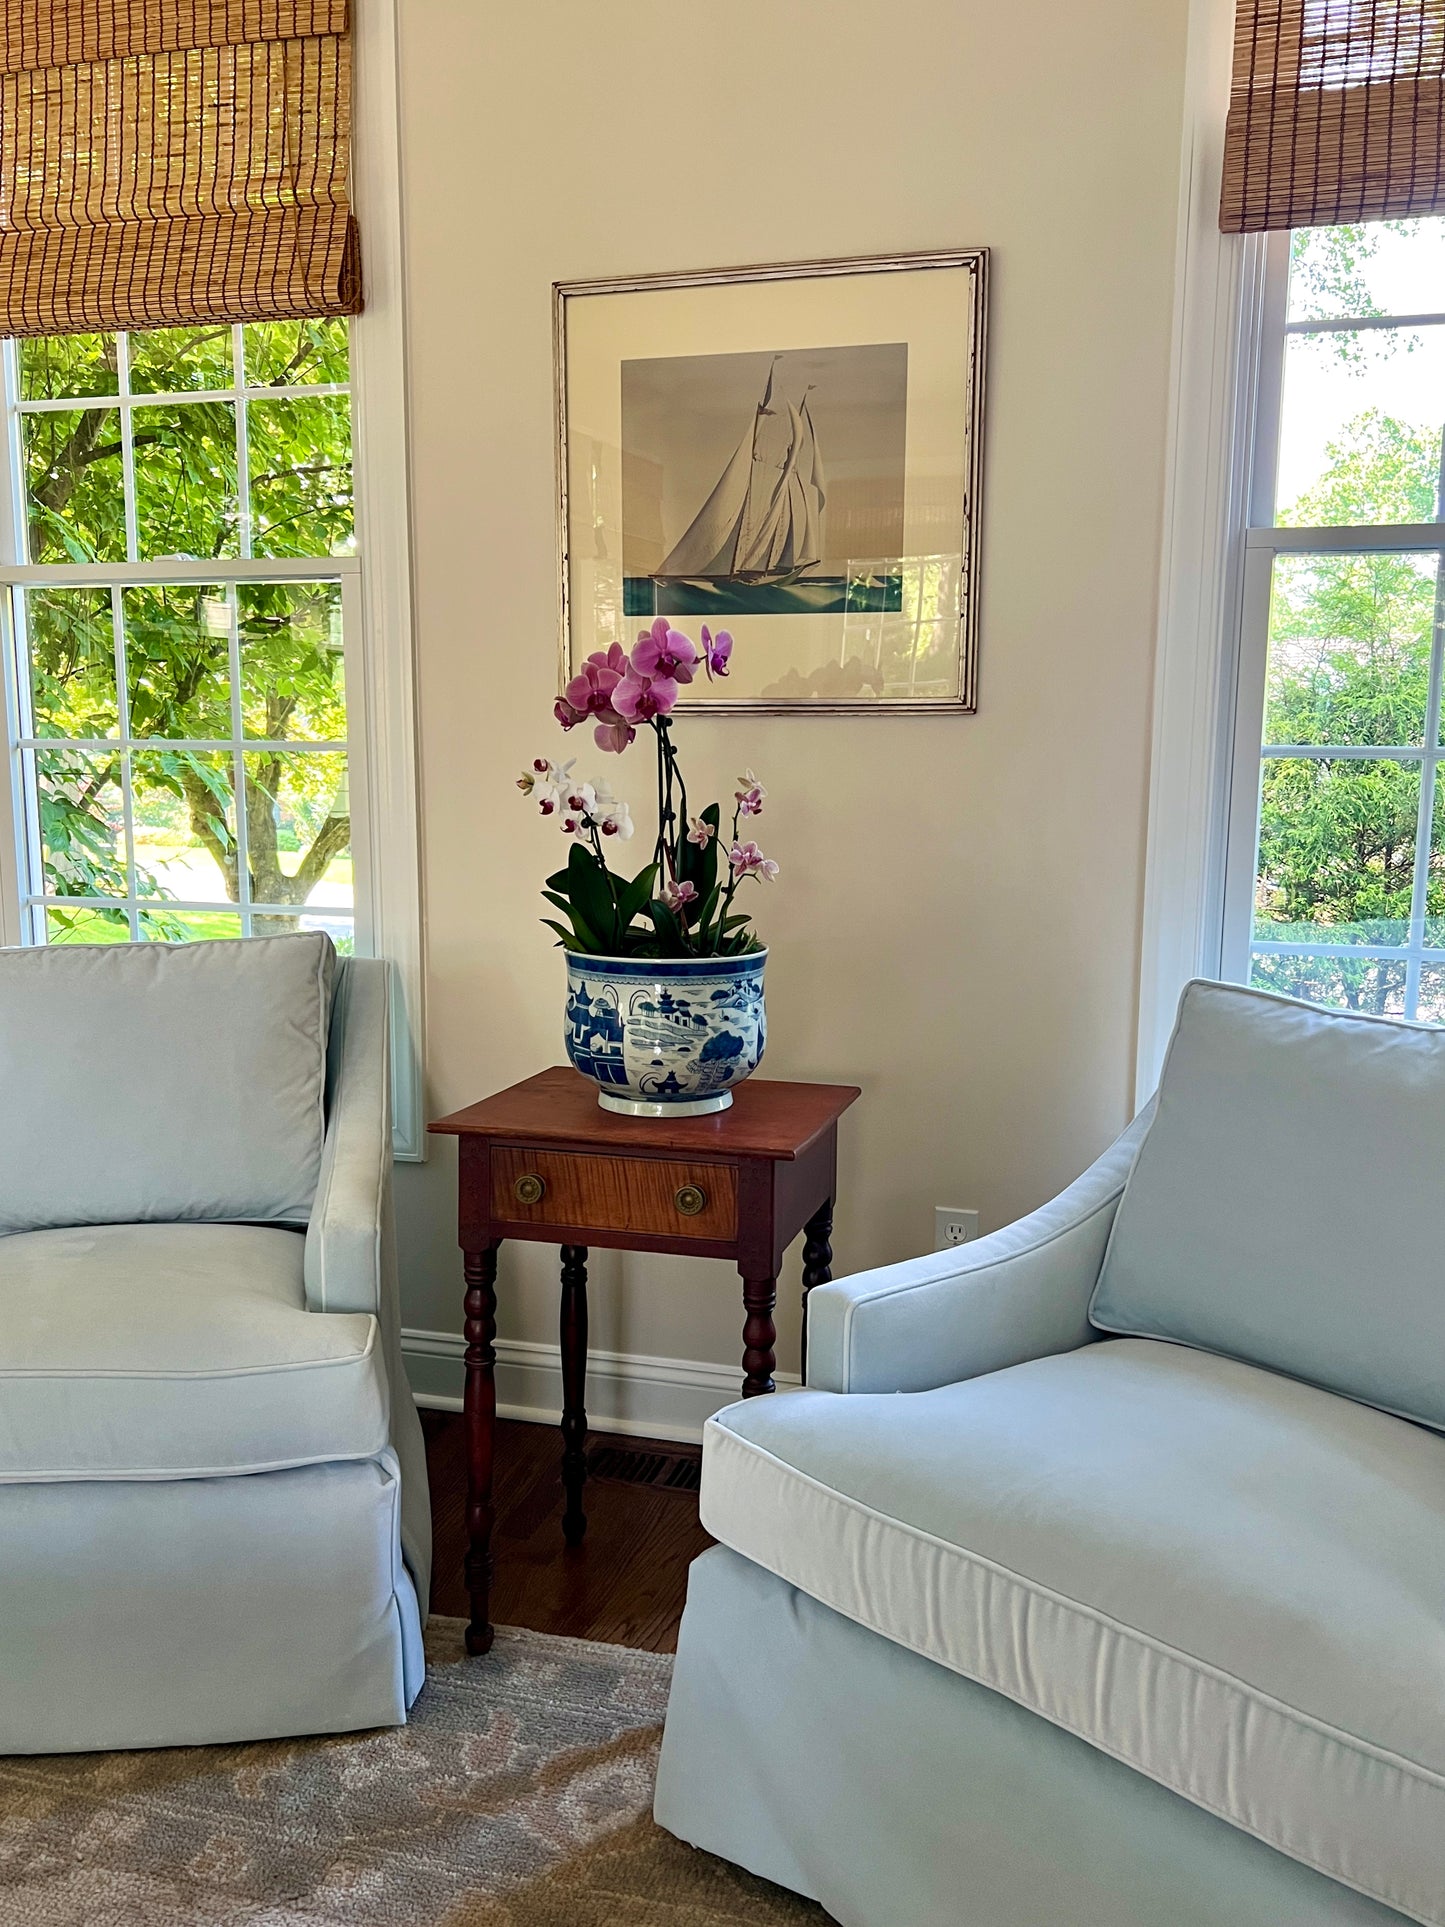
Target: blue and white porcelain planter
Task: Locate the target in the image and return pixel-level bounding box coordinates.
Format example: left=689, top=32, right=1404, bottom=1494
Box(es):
left=564, top=950, right=767, bottom=1117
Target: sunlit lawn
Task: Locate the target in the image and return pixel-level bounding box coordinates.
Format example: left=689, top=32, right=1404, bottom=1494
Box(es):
left=47, top=835, right=354, bottom=946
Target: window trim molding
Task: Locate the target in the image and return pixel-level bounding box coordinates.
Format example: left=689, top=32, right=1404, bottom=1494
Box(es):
left=1135, top=0, right=1267, bottom=1104
left=0, top=0, right=427, bottom=1160
left=0, top=340, right=26, bottom=953
left=347, top=0, right=426, bottom=1161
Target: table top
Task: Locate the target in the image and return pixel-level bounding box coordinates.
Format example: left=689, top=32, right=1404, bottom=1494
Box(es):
left=430, top=1067, right=859, bottom=1161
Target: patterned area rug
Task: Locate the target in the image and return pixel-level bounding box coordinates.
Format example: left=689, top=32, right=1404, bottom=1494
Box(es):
left=0, top=1620, right=831, bottom=1925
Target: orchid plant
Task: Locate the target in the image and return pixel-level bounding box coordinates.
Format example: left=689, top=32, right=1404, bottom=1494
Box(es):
left=519, top=619, right=777, bottom=959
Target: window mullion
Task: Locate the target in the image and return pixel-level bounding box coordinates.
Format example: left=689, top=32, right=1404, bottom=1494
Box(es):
left=233, top=325, right=253, bottom=560
left=1411, top=515, right=1445, bottom=1015
left=1247, top=232, right=1292, bottom=529
left=1221, top=544, right=1277, bottom=976
left=0, top=346, right=29, bottom=942
left=117, top=334, right=139, bottom=564
left=226, top=590, right=252, bottom=936
left=0, top=341, right=26, bottom=567
left=110, top=584, right=140, bottom=940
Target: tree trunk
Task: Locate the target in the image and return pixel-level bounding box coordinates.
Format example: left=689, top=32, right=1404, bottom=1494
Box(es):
left=178, top=755, right=347, bottom=929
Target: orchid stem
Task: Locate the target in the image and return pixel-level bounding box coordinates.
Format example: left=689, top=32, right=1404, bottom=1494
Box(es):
left=590, top=825, right=623, bottom=939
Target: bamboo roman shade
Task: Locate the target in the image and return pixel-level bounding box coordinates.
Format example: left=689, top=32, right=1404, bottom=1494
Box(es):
left=0, top=0, right=361, bottom=336
left=1221, top=0, right=1445, bottom=231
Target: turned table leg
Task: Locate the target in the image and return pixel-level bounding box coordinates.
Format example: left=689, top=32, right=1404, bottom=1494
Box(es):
left=559, top=1244, right=589, bottom=1546
left=463, top=1242, right=500, bottom=1655
left=800, top=1197, right=835, bottom=1385
left=741, top=1273, right=777, bottom=1397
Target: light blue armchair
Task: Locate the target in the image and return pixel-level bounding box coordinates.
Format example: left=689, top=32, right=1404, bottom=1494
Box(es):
left=656, top=981, right=1445, bottom=1927
left=0, top=933, right=429, bottom=1752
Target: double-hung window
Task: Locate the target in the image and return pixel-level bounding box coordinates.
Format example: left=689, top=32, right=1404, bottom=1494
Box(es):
left=0, top=321, right=363, bottom=951
left=1140, top=0, right=1445, bottom=1074
left=1222, top=220, right=1445, bottom=1020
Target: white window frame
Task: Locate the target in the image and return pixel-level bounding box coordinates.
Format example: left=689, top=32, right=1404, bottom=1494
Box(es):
left=1136, top=0, right=1259, bottom=1102
left=1140, top=0, right=1445, bottom=1100
left=0, top=0, right=425, bottom=1159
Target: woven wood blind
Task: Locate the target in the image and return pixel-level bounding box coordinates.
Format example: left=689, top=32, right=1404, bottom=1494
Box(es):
left=0, top=0, right=360, bottom=336
left=1221, top=0, right=1445, bottom=231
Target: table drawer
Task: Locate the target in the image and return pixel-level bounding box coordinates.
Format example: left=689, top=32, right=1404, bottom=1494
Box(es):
left=490, top=1147, right=738, bottom=1241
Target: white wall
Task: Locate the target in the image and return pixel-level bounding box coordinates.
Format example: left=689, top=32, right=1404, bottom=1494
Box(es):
left=390, top=0, right=1191, bottom=1417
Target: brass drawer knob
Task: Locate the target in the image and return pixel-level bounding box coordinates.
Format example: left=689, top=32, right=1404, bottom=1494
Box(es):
left=514, top=1173, right=547, bottom=1206
left=674, top=1183, right=707, bottom=1217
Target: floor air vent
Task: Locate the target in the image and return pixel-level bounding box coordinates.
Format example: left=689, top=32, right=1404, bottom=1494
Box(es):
left=585, top=1444, right=703, bottom=1493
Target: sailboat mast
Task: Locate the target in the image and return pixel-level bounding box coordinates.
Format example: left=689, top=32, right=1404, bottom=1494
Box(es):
left=735, top=356, right=782, bottom=573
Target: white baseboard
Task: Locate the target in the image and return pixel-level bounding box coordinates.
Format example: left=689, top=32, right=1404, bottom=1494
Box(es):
left=401, top=1328, right=799, bottom=1445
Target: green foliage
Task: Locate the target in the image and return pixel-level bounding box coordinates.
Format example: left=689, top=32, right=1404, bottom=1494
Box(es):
left=542, top=844, right=659, bottom=956
left=541, top=797, right=764, bottom=960
left=1288, top=224, right=1419, bottom=365
left=21, top=324, right=352, bottom=936
left=1278, top=410, right=1441, bottom=532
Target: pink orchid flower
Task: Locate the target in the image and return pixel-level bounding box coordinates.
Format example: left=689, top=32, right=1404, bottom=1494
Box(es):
left=593, top=715, right=636, bottom=753
left=735, top=767, right=766, bottom=817
left=687, top=815, right=715, bottom=847
left=564, top=643, right=628, bottom=719
left=662, top=877, right=698, bottom=913
left=700, top=625, right=733, bottom=679
left=632, top=616, right=697, bottom=685
left=729, top=840, right=779, bottom=881
left=613, top=667, right=678, bottom=723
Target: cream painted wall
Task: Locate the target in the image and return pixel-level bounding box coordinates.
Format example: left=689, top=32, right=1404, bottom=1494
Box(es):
left=391, top=0, right=1190, bottom=1378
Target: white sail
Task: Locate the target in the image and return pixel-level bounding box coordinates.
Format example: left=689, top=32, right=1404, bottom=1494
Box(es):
left=656, top=428, right=755, bottom=576
left=658, top=362, right=827, bottom=581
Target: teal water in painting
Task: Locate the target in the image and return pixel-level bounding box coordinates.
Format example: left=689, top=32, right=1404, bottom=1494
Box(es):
left=623, top=574, right=903, bottom=619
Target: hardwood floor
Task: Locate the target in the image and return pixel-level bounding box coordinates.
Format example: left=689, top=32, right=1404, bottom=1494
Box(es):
left=422, top=1409, right=713, bottom=1653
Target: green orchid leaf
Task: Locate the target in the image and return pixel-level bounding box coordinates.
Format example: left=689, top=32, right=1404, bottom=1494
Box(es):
left=555, top=891, right=607, bottom=953
left=616, top=861, right=659, bottom=926
left=645, top=897, right=685, bottom=953
left=567, top=841, right=621, bottom=950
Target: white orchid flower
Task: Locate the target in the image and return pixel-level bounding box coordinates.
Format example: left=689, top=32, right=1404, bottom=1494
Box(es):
left=597, top=799, right=634, bottom=840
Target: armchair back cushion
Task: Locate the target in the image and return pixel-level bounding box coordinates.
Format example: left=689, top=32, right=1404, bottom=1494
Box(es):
left=0, top=934, right=334, bottom=1232
left=1091, top=978, right=1445, bottom=1432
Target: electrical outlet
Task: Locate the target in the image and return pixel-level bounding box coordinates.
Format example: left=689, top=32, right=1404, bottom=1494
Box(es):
left=934, top=1206, right=980, bottom=1251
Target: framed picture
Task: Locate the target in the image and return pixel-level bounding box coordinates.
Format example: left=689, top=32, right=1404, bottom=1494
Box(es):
left=554, top=248, right=988, bottom=713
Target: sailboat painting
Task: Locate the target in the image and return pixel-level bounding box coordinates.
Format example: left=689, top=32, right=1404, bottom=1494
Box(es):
left=621, top=343, right=908, bottom=620
left=556, top=247, right=988, bottom=710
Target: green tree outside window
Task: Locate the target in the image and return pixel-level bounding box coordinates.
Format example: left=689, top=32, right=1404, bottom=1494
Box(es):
left=17, top=322, right=354, bottom=943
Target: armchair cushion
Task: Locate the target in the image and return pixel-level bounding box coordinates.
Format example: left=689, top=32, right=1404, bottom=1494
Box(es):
left=702, top=1339, right=1445, bottom=1926
left=1092, top=978, right=1445, bottom=1432
left=0, top=1223, right=387, bottom=1480
left=0, top=933, right=335, bottom=1234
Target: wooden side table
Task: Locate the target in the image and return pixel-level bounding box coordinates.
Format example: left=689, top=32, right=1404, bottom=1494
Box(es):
left=429, top=1067, right=859, bottom=1654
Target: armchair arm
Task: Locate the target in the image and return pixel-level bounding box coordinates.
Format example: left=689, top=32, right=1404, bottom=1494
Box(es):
left=806, top=1106, right=1153, bottom=1395
left=304, top=958, right=391, bottom=1317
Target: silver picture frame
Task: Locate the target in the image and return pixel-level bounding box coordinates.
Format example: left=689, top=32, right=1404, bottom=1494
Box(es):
left=553, top=247, right=988, bottom=714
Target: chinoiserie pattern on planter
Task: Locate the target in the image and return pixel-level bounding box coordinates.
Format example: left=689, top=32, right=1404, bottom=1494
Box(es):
left=566, top=950, right=766, bottom=1115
